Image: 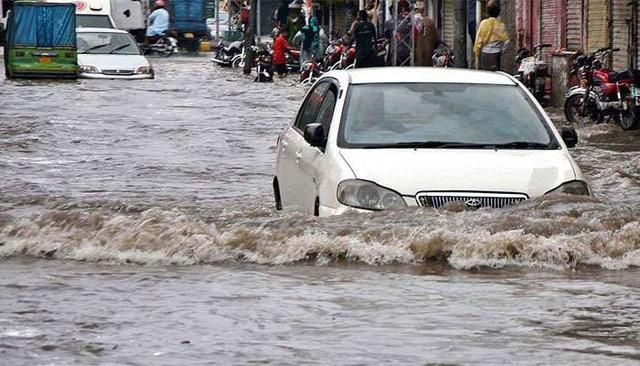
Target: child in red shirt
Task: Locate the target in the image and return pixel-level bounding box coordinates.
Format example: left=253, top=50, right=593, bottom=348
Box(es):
left=273, top=28, right=296, bottom=77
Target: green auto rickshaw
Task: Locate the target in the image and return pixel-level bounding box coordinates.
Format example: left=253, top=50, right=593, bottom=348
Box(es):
left=4, top=1, right=77, bottom=78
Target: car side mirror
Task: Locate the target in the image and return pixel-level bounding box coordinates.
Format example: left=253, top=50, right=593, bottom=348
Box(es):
left=304, top=123, right=325, bottom=148
left=561, top=127, right=578, bottom=148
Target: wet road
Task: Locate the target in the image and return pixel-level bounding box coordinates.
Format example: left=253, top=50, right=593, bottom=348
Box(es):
left=1, top=57, right=640, bottom=365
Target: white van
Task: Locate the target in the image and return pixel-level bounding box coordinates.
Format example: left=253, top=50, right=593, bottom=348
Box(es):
left=110, top=0, right=147, bottom=38
left=1, top=0, right=8, bottom=44
left=43, top=0, right=147, bottom=38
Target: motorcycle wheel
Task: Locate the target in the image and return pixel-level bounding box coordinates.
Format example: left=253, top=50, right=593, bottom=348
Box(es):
left=564, top=93, right=601, bottom=125
left=616, top=107, right=639, bottom=131
left=155, top=39, right=173, bottom=57
left=158, top=46, right=173, bottom=58
left=231, top=57, right=242, bottom=68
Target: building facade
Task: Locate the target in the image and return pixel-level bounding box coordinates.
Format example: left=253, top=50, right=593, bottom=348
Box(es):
left=516, top=0, right=640, bottom=69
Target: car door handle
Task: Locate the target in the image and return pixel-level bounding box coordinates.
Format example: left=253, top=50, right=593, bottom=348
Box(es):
left=295, top=151, right=303, bottom=162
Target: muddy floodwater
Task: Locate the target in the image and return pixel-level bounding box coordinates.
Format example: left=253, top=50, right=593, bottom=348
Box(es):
left=2, top=57, right=640, bottom=365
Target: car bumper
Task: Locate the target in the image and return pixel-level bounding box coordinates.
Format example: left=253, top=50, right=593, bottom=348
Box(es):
left=318, top=197, right=418, bottom=217
left=79, top=73, right=154, bottom=80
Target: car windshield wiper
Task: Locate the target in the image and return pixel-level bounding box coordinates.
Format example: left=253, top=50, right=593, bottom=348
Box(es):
left=361, top=141, right=496, bottom=149
left=360, top=141, right=557, bottom=149
left=491, top=141, right=556, bottom=149
left=79, top=44, right=110, bottom=54
left=109, top=44, right=131, bottom=54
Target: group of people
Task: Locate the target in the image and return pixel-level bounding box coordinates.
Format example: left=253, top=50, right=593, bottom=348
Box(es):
left=270, top=0, right=511, bottom=72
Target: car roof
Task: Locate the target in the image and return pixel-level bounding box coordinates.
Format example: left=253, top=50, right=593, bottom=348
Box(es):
left=325, top=67, right=517, bottom=86
left=76, top=27, right=130, bottom=34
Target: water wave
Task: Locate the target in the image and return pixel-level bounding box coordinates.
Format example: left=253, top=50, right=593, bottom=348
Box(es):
left=1, top=195, right=639, bottom=271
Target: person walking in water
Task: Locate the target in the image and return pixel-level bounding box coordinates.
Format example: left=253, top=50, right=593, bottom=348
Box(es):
left=473, top=0, right=510, bottom=71
left=273, top=28, right=297, bottom=78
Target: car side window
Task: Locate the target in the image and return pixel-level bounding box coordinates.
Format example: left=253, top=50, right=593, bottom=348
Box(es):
left=295, top=81, right=331, bottom=132
left=315, top=86, right=337, bottom=139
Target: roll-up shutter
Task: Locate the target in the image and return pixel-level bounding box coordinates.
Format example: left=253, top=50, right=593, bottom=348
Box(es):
left=587, top=0, right=609, bottom=53
left=441, top=0, right=454, bottom=47
left=540, top=0, right=562, bottom=57
left=637, top=0, right=640, bottom=68
left=566, top=0, right=583, bottom=51
left=612, top=0, right=631, bottom=70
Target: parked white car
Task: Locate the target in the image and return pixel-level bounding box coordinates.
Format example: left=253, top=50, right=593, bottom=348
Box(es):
left=273, top=68, right=590, bottom=216
left=77, top=28, right=153, bottom=79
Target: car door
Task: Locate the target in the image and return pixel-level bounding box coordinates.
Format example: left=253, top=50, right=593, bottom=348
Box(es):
left=276, top=80, right=330, bottom=209
left=297, top=83, right=339, bottom=214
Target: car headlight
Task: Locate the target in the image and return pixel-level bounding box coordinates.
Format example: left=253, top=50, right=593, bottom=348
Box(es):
left=79, top=65, right=99, bottom=74
left=136, top=66, right=153, bottom=75
left=546, top=180, right=591, bottom=196
left=337, top=179, right=407, bottom=211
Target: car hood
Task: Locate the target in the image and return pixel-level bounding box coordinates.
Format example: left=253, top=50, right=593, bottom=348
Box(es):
left=339, top=148, right=577, bottom=197
left=78, top=54, right=150, bottom=70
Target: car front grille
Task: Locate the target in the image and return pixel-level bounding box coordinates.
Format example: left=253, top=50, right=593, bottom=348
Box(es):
left=416, top=192, right=528, bottom=209
left=102, top=69, right=134, bottom=75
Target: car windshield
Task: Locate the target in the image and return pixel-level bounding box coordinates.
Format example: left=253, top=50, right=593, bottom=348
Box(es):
left=77, top=32, right=141, bottom=55
left=76, top=15, right=114, bottom=28
left=339, top=83, right=558, bottom=149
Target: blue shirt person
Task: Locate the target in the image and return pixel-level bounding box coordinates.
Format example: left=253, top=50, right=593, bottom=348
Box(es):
left=147, top=1, right=170, bottom=37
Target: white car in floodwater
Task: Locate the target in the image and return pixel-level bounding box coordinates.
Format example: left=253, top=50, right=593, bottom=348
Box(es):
left=273, top=68, right=591, bottom=216
left=77, top=28, right=153, bottom=79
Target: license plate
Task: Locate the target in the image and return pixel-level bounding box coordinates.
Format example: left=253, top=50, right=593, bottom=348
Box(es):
left=184, top=33, right=194, bottom=39
left=39, top=56, right=54, bottom=64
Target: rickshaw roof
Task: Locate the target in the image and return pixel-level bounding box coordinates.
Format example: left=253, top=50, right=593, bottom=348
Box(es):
left=7, top=2, right=76, bottom=48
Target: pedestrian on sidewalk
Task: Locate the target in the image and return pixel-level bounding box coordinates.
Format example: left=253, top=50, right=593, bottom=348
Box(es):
left=300, top=17, right=321, bottom=62
left=285, top=5, right=304, bottom=44
left=354, top=9, right=377, bottom=68
left=384, top=1, right=411, bottom=66
left=413, top=1, right=439, bottom=66
left=473, top=0, right=510, bottom=71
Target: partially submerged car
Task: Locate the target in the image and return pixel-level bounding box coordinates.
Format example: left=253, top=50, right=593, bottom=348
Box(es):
left=274, top=68, right=590, bottom=216
left=77, top=28, right=153, bottom=79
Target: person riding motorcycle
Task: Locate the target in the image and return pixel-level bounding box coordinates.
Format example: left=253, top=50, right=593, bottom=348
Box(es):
left=146, top=0, right=170, bottom=44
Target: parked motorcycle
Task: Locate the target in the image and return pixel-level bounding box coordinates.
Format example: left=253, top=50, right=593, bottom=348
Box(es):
left=286, top=51, right=301, bottom=73
left=211, top=40, right=244, bottom=67
left=515, top=43, right=551, bottom=104
left=141, top=36, right=177, bottom=57
left=322, top=40, right=345, bottom=71
left=254, top=44, right=273, bottom=82
left=432, top=43, right=455, bottom=68
left=300, top=59, right=321, bottom=84
left=564, top=47, right=640, bottom=130
left=341, top=45, right=356, bottom=70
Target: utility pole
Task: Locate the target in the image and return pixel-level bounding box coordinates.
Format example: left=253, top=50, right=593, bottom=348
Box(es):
left=243, top=0, right=258, bottom=75
left=453, top=0, right=467, bottom=68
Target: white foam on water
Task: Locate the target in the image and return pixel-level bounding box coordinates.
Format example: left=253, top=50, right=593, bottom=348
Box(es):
left=1, top=195, right=639, bottom=271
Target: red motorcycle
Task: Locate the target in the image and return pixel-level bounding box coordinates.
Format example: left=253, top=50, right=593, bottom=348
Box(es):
left=341, top=45, right=356, bottom=70
left=322, top=40, right=345, bottom=71
left=300, top=58, right=321, bottom=84
left=564, top=47, right=640, bottom=130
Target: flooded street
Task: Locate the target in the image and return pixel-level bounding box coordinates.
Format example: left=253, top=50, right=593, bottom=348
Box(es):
left=2, top=57, right=640, bottom=365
